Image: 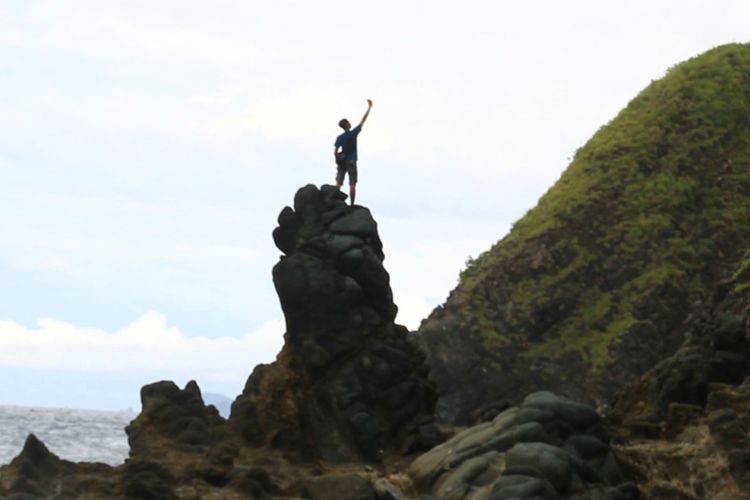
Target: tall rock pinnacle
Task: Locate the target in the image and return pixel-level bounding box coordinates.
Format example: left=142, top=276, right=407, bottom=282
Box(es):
left=230, top=185, right=438, bottom=462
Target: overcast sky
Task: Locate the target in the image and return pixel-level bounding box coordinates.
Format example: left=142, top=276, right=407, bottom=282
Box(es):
left=1, top=0, right=748, bottom=410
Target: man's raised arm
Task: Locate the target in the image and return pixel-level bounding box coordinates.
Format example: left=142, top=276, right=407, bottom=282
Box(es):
left=359, top=99, right=373, bottom=127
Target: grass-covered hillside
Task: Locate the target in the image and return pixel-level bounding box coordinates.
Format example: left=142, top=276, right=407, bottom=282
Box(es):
left=417, top=43, right=750, bottom=424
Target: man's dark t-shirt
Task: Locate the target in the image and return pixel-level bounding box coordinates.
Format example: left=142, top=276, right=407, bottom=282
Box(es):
left=335, top=124, right=362, bottom=162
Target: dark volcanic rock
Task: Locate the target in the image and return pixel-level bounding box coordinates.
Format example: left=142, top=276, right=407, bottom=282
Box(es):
left=1, top=434, right=76, bottom=499
left=610, top=311, right=750, bottom=429
left=409, top=392, right=635, bottom=500
left=230, top=184, right=438, bottom=462
left=121, top=460, right=177, bottom=499
left=610, top=251, right=750, bottom=498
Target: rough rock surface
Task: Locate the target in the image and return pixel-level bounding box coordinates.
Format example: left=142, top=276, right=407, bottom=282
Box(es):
left=0, top=434, right=77, bottom=499
left=409, top=392, right=638, bottom=500
left=609, top=253, right=750, bottom=499
left=127, top=380, right=231, bottom=460
left=613, top=378, right=750, bottom=499
left=229, top=184, right=439, bottom=461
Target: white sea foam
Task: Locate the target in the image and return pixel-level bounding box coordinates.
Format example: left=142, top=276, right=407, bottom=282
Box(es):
left=0, top=405, right=135, bottom=466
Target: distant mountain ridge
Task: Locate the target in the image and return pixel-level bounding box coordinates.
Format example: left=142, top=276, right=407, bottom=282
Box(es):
left=417, top=43, right=750, bottom=423
left=203, top=392, right=232, bottom=417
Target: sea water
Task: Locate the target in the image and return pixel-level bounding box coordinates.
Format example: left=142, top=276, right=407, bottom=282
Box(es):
left=0, top=405, right=135, bottom=466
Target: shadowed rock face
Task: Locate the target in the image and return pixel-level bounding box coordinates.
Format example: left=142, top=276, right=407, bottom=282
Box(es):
left=609, top=253, right=750, bottom=498
left=230, top=184, right=438, bottom=462
left=2, top=434, right=75, bottom=499
left=273, top=184, right=394, bottom=373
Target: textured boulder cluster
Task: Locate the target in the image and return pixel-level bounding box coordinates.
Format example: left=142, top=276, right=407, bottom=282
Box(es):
left=230, top=184, right=439, bottom=461
left=410, top=392, right=636, bottom=499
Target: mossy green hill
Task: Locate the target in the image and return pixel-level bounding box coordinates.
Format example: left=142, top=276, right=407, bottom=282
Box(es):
left=417, top=43, right=750, bottom=423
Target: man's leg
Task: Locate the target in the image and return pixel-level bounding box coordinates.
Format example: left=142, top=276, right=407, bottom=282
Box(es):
left=348, top=161, right=358, bottom=206
left=335, top=164, right=345, bottom=190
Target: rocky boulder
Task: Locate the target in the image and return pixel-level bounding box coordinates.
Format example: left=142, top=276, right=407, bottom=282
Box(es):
left=0, top=434, right=122, bottom=499
left=230, top=184, right=438, bottom=462
left=126, top=380, right=231, bottom=460
left=409, top=392, right=637, bottom=500
left=0, top=434, right=75, bottom=499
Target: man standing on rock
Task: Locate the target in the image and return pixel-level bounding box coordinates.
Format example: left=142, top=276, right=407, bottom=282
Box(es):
left=335, top=99, right=372, bottom=205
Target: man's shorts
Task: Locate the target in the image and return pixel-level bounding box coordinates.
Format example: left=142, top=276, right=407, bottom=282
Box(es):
left=336, top=160, right=358, bottom=186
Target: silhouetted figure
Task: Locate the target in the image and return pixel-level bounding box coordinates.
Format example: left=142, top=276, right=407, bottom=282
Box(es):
left=335, top=99, right=372, bottom=205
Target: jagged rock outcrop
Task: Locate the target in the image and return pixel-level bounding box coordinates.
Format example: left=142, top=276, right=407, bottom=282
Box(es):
left=229, top=184, right=439, bottom=461
left=609, top=251, right=750, bottom=498
left=613, top=377, right=750, bottom=499
left=123, top=380, right=245, bottom=497
left=417, top=43, right=750, bottom=424
left=126, top=380, right=231, bottom=459
left=609, top=311, right=749, bottom=429
left=0, top=434, right=122, bottom=499
left=0, top=383, right=281, bottom=499
left=409, top=392, right=637, bottom=500
left=0, top=434, right=74, bottom=499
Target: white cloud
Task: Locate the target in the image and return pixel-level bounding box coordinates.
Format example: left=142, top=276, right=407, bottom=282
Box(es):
left=0, top=313, right=284, bottom=384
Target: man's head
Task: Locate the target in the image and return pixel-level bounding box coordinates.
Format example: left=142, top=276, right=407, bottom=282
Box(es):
left=338, top=118, right=351, bottom=131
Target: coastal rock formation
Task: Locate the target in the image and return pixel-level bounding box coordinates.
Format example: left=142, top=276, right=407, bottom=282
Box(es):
left=416, top=43, right=750, bottom=424
left=410, top=392, right=637, bottom=500
left=609, top=251, right=750, bottom=498
left=614, top=378, right=750, bottom=499
left=0, top=186, right=438, bottom=498
left=126, top=380, right=231, bottom=460
left=0, top=434, right=76, bottom=499
left=229, top=184, right=439, bottom=461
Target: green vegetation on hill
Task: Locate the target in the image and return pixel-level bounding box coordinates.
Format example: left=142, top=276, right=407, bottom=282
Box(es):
left=419, top=43, right=750, bottom=420
left=463, top=43, right=750, bottom=361
left=727, top=251, right=750, bottom=307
